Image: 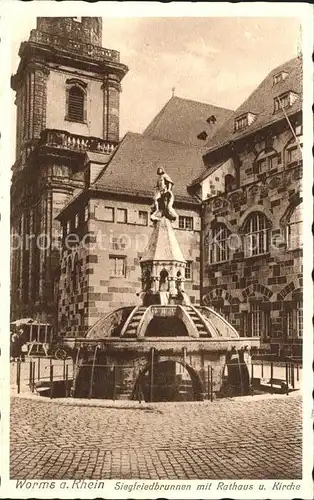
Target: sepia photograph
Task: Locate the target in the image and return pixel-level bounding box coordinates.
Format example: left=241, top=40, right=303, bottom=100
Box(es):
left=0, top=2, right=313, bottom=499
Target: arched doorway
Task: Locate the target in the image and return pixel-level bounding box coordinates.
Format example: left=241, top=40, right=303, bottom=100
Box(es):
left=133, top=360, right=204, bottom=402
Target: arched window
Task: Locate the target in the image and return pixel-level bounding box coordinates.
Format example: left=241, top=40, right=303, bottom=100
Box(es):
left=68, top=86, right=85, bottom=122
left=210, top=224, right=230, bottom=263
left=159, top=269, right=168, bottom=292
left=243, top=213, right=269, bottom=257
left=286, top=202, right=302, bottom=250
left=254, top=149, right=278, bottom=175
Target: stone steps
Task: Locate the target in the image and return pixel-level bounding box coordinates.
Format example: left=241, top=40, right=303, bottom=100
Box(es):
left=186, top=307, right=208, bottom=336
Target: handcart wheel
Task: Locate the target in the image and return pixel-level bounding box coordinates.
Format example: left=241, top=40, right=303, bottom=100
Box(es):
left=54, top=348, right=67, bottom=360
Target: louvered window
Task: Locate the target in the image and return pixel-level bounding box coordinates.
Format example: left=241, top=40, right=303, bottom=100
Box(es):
left=68, top=86, right=85, bottom=122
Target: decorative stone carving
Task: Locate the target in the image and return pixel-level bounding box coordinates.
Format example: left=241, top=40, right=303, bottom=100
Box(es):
left=213, top=197, right=223, bottom=210
left=40, top=129, right=117, bottom=153
left=29, top=29, right=120, bottom=63
left=292, top=166, right=302, bottom=181
left=247, top=184, right=259, bottom=198
left=267, top=176, right=281, bottom=190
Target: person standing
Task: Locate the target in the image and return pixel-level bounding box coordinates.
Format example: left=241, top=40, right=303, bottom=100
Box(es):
left=10, top=331, right=20, bottom=362
left=18, top=328, right=27, bottom=361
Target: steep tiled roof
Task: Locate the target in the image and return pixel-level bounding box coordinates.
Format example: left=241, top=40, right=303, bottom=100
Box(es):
left=143, top=96, right=233, bottom=146
left=93, top=132, right=206, bottom=203
left=206, top=57, right=302, bottom=152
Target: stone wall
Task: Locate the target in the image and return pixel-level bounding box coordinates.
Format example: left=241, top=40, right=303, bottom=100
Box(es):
left=11, top=17, right=125, bottom=323
left=71, top=341, right=251, bottom=400
left=36, top=17, right=103, bottom=46
left=46, top=69, right=104, bottom=138
left=202, top=122, right=302, bottom=353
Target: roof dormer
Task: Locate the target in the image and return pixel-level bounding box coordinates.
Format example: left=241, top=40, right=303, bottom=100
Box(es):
left=234, top=112, right=257, bottom=132
left=273, top=71, right=288, bottom=85
left=206, top=115, right=217, bottom=125
left=274, top=91, right=299, bottom=113
left=197, top=130, right=208, bottom=141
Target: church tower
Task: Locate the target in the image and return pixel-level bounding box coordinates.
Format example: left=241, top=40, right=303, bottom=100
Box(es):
left=10, top=17, right=128, bottom=325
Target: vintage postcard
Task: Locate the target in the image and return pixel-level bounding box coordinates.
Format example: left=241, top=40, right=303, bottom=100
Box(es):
left=0, top=1, right=313, bottom=499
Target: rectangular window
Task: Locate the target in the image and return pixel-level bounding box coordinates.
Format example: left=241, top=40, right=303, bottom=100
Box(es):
left=109, top=256, right=126, bottom=277
left=274, top=92, right=296, bottom=112
left=287, top=302, right=303, bottom=338
left=66, top=221, right=70, bottom=234
left=273, top=72, right=288, bottom=85
left=287, top=146, right=298, bottom=165
left=286, top=221, right=302, bottom=250
left=74, top=213, right=79, bottom=228
left=179, top=216, right=193, bottom=231
left=117, top=208, right=127, bottom=224
left=244, top=214, right=268, bottom=258
left=297, top=302, right=303, bottom=338
left=210, top=226, right=230, bottom=263
left=273, top=74, right=282, bottom=84
left=249, top=304, right=269, bottom=339
left=138, top=211, right=148, bottom=226
left=286, top=203, right=302, bottom=250
left=68, top=86, right=85, bottom=122
left=255, top=156, right=275, bottom=174
left=235, top=115, right=248, bottom=131
left=103, top=207, right=114, bottom=222
left=267, top=156, right=274, bottom=170
left=110, top=237, right=126, bottom=251
left=251, top=304, right=261, bottom=337
left=255, top=159, right=266, bottom=174
left=84, top=205, right=89, bottom=222
left=185, top=261, right=193, bottom=280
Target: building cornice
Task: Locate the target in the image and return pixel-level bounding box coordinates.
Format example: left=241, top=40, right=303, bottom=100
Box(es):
left=11, top=33, right=128, bottom=91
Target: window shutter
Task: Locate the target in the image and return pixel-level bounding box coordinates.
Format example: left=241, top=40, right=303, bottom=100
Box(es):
left=68, top=87, right=85, bottom=122
left=194, top=216, right=201, bottom=231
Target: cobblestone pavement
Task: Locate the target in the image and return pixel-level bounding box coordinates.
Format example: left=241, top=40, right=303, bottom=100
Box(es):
left=10, top=395, right=302, bottom=480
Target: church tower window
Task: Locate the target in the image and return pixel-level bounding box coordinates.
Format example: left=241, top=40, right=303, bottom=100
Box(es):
left=68, top=86, right=85, bottom=122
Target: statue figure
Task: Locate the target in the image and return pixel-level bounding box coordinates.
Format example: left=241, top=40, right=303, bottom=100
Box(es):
left=151, top=167, right=178, bottom=222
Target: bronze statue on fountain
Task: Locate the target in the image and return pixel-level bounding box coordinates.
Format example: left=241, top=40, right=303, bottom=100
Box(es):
left=151, top=167, right=178, bottom=222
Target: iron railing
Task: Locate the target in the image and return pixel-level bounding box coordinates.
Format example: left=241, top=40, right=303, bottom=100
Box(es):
left=13, top=357, right=302, bottom=401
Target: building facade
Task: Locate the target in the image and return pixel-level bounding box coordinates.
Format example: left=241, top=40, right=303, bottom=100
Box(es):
left=56, top=188, right=201, bottom=336
left=192, top=57, right=303, bottom=357
left=11, top=17, right=232, bottom=334
left=10, top=16, right=128, bottom=325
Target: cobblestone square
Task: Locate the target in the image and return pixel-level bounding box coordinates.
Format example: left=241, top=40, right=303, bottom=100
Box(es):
left=10, top=394, right=302, bottom=480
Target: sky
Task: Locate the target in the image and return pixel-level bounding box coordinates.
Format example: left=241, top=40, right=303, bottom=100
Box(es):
left=10, top=16, right=301, bottom=153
